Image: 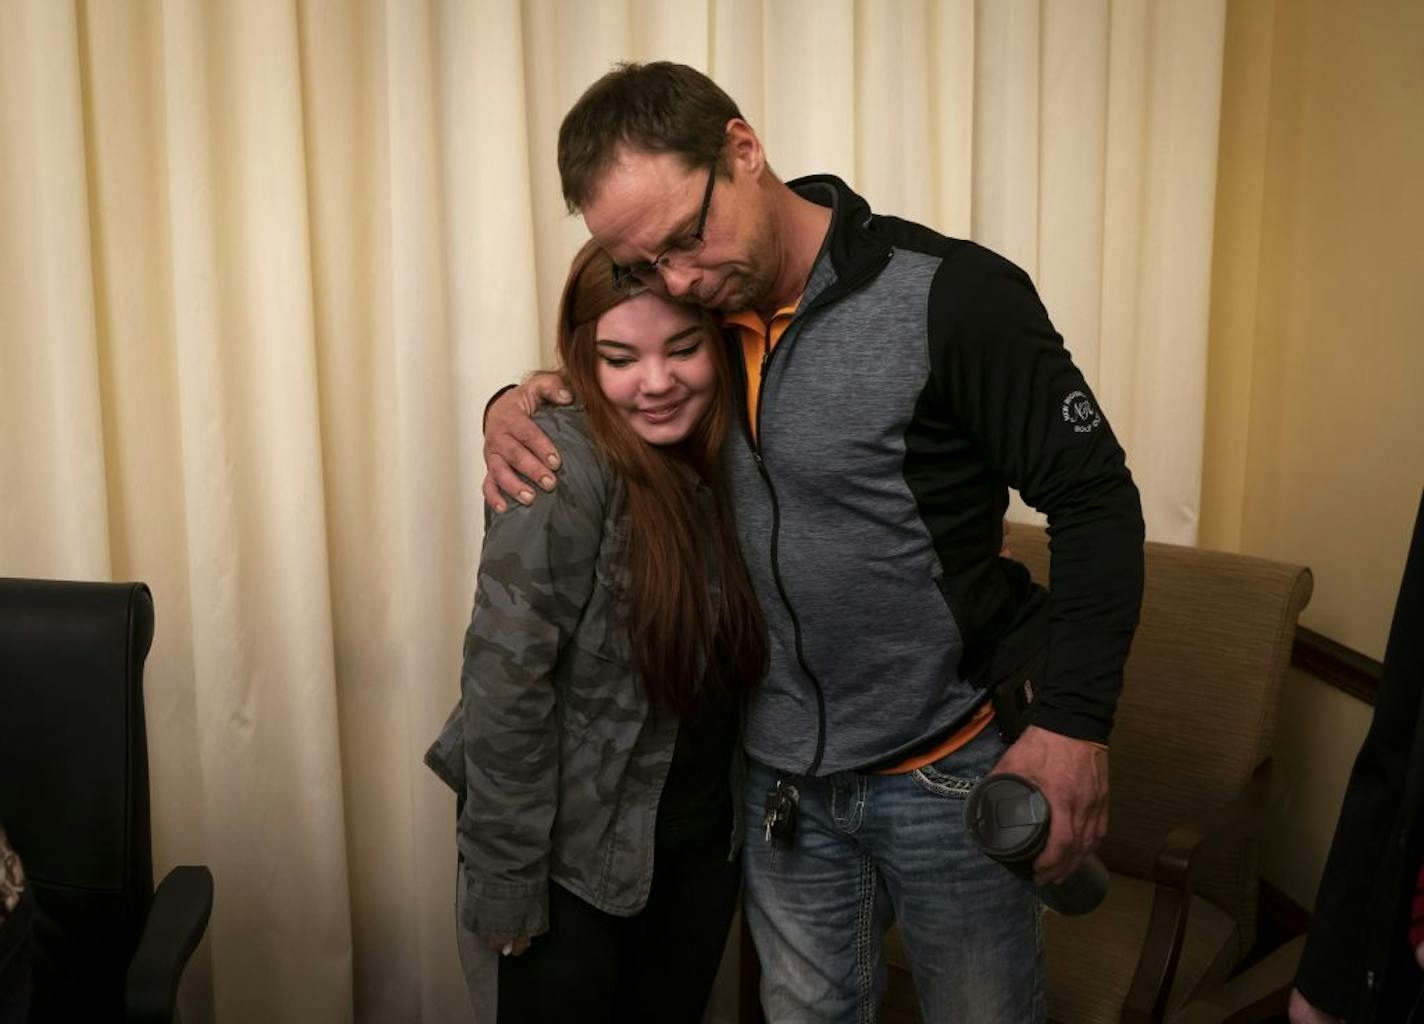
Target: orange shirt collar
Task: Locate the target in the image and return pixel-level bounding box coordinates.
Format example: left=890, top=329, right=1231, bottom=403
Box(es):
left=721, top=302, right=799, bottom=333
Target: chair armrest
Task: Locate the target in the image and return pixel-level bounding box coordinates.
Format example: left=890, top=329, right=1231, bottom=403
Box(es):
left=1170, top=934, right=1306, bottom=1024
left=1122, top=761, right=1289, bottom=1024
left=124, top=866, right=214, bottom=1024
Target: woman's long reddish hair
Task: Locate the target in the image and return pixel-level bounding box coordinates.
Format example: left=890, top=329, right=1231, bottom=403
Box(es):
left=557, top=240, right=766, bottom=715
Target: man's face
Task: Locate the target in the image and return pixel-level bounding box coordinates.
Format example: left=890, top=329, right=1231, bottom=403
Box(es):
left=582, top=146, right=777, bottom=314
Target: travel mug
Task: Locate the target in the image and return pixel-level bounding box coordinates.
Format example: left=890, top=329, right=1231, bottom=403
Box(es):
left=963, top=772, right=1109, bottom=915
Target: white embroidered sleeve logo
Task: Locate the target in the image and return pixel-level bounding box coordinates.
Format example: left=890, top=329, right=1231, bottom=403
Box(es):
left=1061, top=390, right=1102, bottom=434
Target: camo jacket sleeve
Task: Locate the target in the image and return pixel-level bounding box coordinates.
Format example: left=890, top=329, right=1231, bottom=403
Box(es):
left=457, top=406, right=608, bottom=942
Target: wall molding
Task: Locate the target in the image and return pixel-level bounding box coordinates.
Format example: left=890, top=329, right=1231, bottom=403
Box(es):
left=1291, top=625, right=1382, bottom=705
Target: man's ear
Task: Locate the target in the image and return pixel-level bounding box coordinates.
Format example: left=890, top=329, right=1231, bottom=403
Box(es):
left=724, top=119, right=766, bottom=180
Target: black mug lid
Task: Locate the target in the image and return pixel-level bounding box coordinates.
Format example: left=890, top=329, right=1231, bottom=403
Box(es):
left=963, top=772, right=1051, bottom=862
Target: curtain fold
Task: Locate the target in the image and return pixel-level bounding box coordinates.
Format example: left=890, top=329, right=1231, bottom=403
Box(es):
left=0, top=0, right=111, bottom=579
left=0, top=1, right=1225, bottom=1020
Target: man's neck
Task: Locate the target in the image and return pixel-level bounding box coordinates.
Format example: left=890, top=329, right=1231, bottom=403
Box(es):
left=758, top=184, right=833, bottom=319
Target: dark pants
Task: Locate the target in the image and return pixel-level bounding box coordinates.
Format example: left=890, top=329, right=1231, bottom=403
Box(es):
left=496, top=838, right=740, bottom=1023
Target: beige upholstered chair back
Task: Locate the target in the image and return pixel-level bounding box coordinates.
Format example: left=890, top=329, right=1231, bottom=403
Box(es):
left=1010, top=526, right=1312, bottom=949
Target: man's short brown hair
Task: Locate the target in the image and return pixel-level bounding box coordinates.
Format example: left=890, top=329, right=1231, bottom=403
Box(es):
left=557, top=62, right=743, bottom=213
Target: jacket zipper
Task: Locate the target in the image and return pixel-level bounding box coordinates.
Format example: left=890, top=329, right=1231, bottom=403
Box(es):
left=745, top=247, right=890, bottom=777
left=747, top=337, right=827, bottom=776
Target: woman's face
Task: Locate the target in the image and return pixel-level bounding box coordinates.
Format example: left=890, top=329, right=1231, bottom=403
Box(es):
left=594, top=292, right=717, bottom=446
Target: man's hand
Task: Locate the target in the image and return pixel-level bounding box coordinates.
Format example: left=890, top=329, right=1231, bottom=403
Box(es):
left=990, top=725, right=1108, bottom=885
left=1287, top=989, right=1341, bottom=1024
left=486, top=934, right=533, bottom=957
left=482, top=373, right=573, bottom=512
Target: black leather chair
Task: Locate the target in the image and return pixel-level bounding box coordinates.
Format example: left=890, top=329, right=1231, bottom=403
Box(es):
left=0, top=579, right=213, bottom=1023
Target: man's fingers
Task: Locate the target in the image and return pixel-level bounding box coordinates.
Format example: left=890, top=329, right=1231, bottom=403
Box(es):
left=525, top=373, right=574, bottom=408
left=497, top=443, right=556, bottom=495
left=507, top=418, right=562, bottom=480
left=484, top=414, right=559, bottom=487
left=1032, top=830, right=1085, bottom=886
left=485, top=415, right=558, bottom=468
left=482, top=472, right=507, bottom=513
left=1031, top=795, right=1103, bottom=885
left=483, top=453, right=532, bottom=510
left=481, top=414, right=558, bottom=504
left=489, top=458, right=537, bottom=508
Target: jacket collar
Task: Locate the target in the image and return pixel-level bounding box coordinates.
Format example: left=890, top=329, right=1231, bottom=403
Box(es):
left=785, top=174, right=893, bottom=307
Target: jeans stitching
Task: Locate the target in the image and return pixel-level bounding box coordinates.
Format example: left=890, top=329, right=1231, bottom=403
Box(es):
left=910, top=765, right=976, bottom=797
left=854, top=855, right=878, bottom=1024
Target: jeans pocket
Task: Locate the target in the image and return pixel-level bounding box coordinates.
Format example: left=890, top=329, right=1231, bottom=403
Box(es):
left=910, top=724, right=1007, bottom=799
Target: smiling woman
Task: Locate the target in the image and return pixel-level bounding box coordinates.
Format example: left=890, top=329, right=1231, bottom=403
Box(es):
left=425, top=240, right=766, bottom=1022
left=593, top=295, right=717, bottom=446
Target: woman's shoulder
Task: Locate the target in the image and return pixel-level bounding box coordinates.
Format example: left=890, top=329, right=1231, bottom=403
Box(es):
left=532, top=404, right=603, bottom=472
left=532, top=401, right=593, bottom=441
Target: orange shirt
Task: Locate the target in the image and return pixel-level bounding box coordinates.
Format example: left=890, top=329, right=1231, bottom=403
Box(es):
left=722, top=303, right=995, bottom=773
left=723, top=302, right=799, bottom=441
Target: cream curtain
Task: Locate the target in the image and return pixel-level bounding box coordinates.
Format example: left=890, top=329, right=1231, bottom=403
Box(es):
left=0, top=1, right=1224, bottom=1021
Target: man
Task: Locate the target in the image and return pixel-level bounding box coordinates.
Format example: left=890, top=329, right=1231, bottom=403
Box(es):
left=484, top=62, right=1144, bottom=1020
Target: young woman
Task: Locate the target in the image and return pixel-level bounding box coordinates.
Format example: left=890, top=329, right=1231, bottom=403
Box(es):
left=426, top=240, right=766, bottom=1022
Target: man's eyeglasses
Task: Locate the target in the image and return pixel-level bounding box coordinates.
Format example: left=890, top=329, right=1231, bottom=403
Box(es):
left=611, top=163, right=717, bottom=293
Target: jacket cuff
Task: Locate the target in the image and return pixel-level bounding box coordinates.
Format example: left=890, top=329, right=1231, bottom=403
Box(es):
left=460, top=873, right=549, bottom=942
left=1030, top=705, right=1113, bottom=746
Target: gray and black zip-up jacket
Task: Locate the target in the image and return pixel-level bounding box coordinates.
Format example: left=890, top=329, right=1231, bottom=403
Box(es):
left=731, top=175, right=1145, bottom=777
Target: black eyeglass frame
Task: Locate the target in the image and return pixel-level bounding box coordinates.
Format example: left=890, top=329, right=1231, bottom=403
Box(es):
left=610, top=163, right=718, bottom=293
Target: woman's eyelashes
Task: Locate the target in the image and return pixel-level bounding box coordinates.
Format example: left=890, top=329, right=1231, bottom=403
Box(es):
left=599, top=336, right=703, bottom=369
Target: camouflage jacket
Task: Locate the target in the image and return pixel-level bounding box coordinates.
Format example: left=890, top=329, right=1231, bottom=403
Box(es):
left=425, top=405, right=741, bottom=942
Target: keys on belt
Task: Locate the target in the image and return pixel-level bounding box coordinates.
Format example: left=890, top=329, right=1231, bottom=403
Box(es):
left=762, top=777, right=800, bottom=850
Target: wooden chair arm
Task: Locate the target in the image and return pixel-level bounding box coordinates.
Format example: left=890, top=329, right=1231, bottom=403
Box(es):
left=1169, top=934, right=1306, bottom=1024
left=1121, top=760, right=1289, bottom=1024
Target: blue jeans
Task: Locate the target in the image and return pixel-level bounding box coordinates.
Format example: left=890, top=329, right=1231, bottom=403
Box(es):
left=743, top=725, right=1045, bottom=1023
